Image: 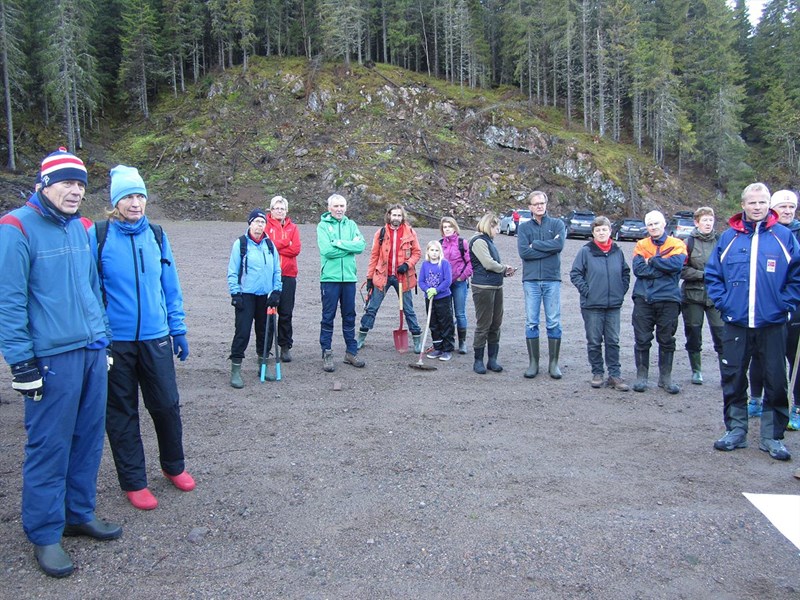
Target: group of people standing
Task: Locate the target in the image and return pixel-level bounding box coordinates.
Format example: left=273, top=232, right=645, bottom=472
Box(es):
left=2, top=147, right=798, bottom=580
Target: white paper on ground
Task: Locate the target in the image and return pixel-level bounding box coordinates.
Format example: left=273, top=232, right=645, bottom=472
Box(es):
left=742, top=493, right=800, bottom=551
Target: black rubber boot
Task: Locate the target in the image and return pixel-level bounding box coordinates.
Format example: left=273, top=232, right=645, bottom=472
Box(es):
left=524, top=337, right=540, bottom=379
left=34, top=543, right=74, bottom=578
left=473, top=347, right=487, bottom=374
left=689, top=352, right=703, bottom=384
left=457, top=328, right=467, bottom=354
left=548, top=338, right=562, bottom=379
left=658, top=349, right=680, bottom=394
left=487, top=343, right=503, bottom=372
left=632, top=350, right=649, bottom=392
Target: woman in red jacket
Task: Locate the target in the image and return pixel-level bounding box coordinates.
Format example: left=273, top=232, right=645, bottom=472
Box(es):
left=266, top=196, right=302, bottom=362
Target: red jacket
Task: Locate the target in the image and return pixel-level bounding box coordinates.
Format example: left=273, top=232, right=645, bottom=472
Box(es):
left=367, top=222, right=421, bottom=291
left=266, top=215, right=301, bottom=277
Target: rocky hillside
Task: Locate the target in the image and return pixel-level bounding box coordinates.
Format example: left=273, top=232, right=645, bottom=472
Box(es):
left=1, top=56, right=726, bottom=226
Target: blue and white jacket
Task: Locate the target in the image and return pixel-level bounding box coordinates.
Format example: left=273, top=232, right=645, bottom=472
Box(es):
left=705, top=211, right=800, bottom=328
left=0, top=193, right=109, bottom=364
left=89, top=216, right=186, bottom=342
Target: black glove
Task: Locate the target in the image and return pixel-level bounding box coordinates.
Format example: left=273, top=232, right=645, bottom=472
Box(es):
left=397, top=263, right=409, bottom=275
left=367, top=279, right=374, bottom=293
left=11, top=360, right=43, bottom=401
left=267, top=290, right=281, bottom=307
left=231, top=293, right=244, bottom=310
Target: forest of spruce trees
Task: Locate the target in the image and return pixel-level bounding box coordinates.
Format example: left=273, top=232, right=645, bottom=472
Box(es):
left=0, top=0, right=797, bottom=193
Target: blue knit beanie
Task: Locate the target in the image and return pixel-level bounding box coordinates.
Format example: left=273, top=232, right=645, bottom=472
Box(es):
left=40, top=147, right=87, bottom=187
left=248, top=208, right=267, bottom=224
left=110, top=165, right=147, bottom=207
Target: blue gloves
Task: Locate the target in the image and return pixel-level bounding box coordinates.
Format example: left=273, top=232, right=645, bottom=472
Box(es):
left=267, top=290, right=281, bottom=307
left=172, top=335, right=189, bottom=361
left=11, top=360, right=43, bottom=401
left=397, top=263, right=409, bottom=275
left=426, top=287, right=437, bottom=299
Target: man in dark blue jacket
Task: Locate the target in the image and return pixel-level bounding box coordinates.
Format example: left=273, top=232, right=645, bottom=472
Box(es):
left=706, top=183, right=800, bottom=461
left=0, top=149, right=122, bottom=577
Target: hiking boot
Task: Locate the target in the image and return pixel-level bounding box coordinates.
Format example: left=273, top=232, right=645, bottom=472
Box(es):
left=280, top=346, right=292, bottom=363
left=607, top=376, right=629, bottom=392
left=426, top=349, right=443, bottom=359
left=34, top=543, right=73, bottom=578
left=747, top=396, right=763, bottom=418
left=356, top=330, right=368, bottom=349
left=713, top=429, right=748, bottom=451
left=759, top=438, right=791, bottom=461
left=322, top=350, right=335, bottom=372
left=788, top=407, right=800, bottom=431
left=126, top=488, right=158, bottom=510
left=344, top=352, right=365, bottom=368
left=591, top=374, right=604, bottom=388
left=230, top=361, right=244, bottom=389
left=439, top=352, right=452, bottom=361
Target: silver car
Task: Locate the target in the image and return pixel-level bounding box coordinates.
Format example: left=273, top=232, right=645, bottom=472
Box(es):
left=499, top=209, right=531, bottom=235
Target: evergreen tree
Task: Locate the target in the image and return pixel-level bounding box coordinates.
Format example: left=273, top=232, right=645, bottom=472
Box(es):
left=0, top=0, right=24, bottom=168
left=117, top=0, right=160, bottom=117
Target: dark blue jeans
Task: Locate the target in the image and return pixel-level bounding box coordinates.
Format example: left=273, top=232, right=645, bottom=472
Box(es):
left=580, top=307, right=622, bottom=378
left=320, top=281, right=358, bottom=355
left=359, top=275, right=421, bottom=335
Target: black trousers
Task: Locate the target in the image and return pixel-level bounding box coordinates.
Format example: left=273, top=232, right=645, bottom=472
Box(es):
left=230, top=293, right=273, bottom=360
left=277, top=275, right=296, bottom=349
left=721, top=323, right=789, bottom=437
left=106, top=337, right=185, bottom=491
left=632, top=298, right=679, bottom=353
left=426, top=296, right=455, bottom=352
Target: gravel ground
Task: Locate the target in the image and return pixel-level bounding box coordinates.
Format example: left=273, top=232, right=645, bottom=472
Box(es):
left=1, top=220, right=799, bottom=600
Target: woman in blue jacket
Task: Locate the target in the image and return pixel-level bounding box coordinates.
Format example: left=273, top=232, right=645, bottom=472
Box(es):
left=90, top=165, right=194, bottom=511
left=227, top=209, right=282, bottom=388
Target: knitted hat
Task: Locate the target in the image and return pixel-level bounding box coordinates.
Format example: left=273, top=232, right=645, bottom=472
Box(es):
left=770, top=189, right=798, bottom=209
left=40, top=147, right=87, bottom=187
left=248, top=208, right=267, bottom=224
left=109, top=165, right=147, bottom=207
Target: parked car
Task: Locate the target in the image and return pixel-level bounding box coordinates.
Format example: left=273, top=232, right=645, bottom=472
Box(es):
left=499, top=209, right=531, bottom=235
left=611, top=218, right=647, bottom=241
left=667, top=211, right=695, bottom=240
left=562, top=210, right=596, bottom=239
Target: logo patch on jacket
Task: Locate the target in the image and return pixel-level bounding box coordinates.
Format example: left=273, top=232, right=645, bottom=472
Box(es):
left=767, top=259, right=776, bottom=273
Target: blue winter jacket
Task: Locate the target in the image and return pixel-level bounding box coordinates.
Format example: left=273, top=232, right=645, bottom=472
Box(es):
left=0, top=193, right=109, bottom=365
left=89, top=216, right=186, bottom=342
left=632, top=233, right=686, bottom=304
left=227, top=233, right=282, bottom=296
left=517, top=214, right=566, bottom=281
left=705, top=211, right=800, bottom=328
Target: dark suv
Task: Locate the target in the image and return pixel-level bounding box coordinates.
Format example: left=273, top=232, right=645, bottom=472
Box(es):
left=562, top=210, right=596, bottom=239
left=667, top=211, right=695, bottom=240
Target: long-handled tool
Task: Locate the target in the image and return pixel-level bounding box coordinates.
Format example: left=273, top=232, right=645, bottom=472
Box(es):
left=260, top=306, right=276, bottom=382
left=273, top=307, right=281, bottom=381
left=409, top=296, right=437, bottom=371
left=393, top=281, right=409, bottom=353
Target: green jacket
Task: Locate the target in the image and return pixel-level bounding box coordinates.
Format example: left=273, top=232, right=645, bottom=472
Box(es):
left=317, top=211, right=365, bottom=282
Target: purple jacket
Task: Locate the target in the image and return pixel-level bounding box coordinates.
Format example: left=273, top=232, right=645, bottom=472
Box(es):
left=419, top=259, right=453, bottom=299
left=442, top=233, right=472, bottom=282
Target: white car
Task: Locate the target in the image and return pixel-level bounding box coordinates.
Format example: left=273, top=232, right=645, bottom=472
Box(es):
left=499, top=209, right=531, bottom=235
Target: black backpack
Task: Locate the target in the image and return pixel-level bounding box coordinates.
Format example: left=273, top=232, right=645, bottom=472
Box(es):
left=237, top=234, right=276, bottom=285
left=94, top=219, right=170, bottom=305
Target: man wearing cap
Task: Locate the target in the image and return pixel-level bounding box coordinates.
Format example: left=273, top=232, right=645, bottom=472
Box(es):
left=90, top=165, right=194, bottom=511
left=769, top=189, right=800, bottom=431
left=706, top=183, right=800, bottom=461
left=0, top=148, right=122, bottom=577
left=317, top=193, right=366, bottom=371
left=227, top=208, right=282, bottom=387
